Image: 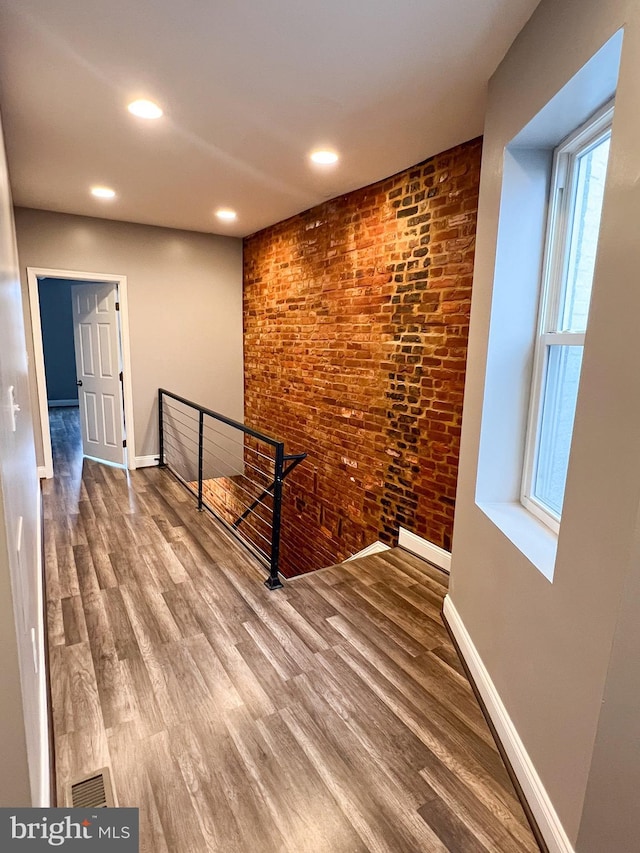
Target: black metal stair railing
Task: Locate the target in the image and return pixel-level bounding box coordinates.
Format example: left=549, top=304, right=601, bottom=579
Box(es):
left=157, top=388, right=306, bottom=589
left=232, top=451, right=306, bottom=531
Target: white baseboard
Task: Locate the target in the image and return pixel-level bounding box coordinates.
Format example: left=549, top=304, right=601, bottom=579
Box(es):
left=35, top=486, right=51, bottom=807
left=398, top=527, right=451, bottom=572
left=344, top=541, right=390, bottom=562
left=134, top=455, right=159, bottom=469
left=47, top=399, right=78, bottom=408
left=443, top=595, right=574, bottom=853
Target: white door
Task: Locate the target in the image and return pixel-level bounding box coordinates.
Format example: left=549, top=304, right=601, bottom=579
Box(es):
left=71, top=282, right=126, bottom=466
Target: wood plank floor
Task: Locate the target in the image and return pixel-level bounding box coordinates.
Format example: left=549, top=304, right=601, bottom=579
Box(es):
left=43, top=407, right=539, bottom=852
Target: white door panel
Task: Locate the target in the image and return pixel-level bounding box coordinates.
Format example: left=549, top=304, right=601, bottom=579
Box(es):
left=102, top=394, right=118, bottom=446
left=83, top=392, right=99, bottom=444
left=72, top=282, right=125, bottom=466
left=79, top=323, right=94, bottom=375
left=98, top=324, right=114, bottom=377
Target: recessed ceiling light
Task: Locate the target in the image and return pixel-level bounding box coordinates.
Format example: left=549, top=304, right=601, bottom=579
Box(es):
left=310, top=149, right=339, bottom=165
left=216, top=208, right=237, bottom=222
left=127, top=99, right=163, bottom=119
left=91, top=186, right=116, bottom=199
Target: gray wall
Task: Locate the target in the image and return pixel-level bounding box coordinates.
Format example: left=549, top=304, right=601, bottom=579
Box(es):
left=576, top=517, right=640, bottom=852
left=14, top=208, right=244, bottom=466
left=39, top=278, right=78, bottom=404
left=450, top=0, right=640, bottom=846
left=0, top=117, right=47, bottom=802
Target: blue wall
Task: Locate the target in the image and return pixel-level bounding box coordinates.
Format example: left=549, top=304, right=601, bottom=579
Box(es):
left=39, top=278, right=78, bottom=404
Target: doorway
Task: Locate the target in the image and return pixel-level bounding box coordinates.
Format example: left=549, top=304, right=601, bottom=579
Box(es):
left=27, top=267, right=136, bottom=478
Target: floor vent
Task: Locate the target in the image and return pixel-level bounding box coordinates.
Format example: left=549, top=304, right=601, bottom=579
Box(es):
left=69, top=768, right=116, bottom=808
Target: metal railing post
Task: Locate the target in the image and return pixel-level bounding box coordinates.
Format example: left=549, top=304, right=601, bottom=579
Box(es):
left=265, top=442, right=285, bottom=590
left=157, top=389, right=305, bottom=589
left=197, top=410, right=204, bottom=511
left=157, top=389, right=165, bottom=467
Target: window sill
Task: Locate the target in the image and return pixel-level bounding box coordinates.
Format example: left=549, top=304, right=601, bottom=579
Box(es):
left=477, top=500, right=557, bottom=581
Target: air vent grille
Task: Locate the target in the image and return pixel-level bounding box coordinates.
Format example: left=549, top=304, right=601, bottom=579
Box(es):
left=69, top=767, right=115, bottom=808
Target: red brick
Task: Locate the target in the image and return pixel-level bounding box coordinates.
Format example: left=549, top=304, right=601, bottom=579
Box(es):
left=239, top=138, right=482, bottom=575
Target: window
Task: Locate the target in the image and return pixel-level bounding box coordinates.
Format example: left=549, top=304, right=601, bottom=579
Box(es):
left=475, top=31, right=621, bottom=578
left=521, top=103, right=613, bottom=531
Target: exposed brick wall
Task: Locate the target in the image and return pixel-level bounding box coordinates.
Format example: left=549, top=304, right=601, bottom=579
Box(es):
left=242, top=138, right=482, bottom=576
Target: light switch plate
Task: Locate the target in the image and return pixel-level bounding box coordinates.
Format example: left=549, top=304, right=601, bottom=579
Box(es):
left=8, top=385, right=20, bottom=432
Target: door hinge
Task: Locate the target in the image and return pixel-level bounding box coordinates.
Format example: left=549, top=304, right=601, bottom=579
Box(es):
left=119, top=371, right=123, bottom=382
left=115, top=302, right=120, bottom=311
left=122, top=439, right=127, bottom=448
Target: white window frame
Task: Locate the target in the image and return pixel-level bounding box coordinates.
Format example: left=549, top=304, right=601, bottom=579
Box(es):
left=521, top=100, right=614, bottom=533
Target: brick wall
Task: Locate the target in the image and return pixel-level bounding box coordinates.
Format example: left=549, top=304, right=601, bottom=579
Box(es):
left=243, top=138, right=482, bottom=576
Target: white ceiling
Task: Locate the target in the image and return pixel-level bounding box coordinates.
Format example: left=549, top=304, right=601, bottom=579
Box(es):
left=0, top=0, right=540, bottom=238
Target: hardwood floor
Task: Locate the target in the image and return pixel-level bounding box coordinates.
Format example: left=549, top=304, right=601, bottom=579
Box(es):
left=43, top=407, right=539, bottom=852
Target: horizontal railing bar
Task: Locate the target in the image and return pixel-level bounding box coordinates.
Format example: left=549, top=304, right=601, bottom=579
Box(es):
left=203, top=456, right=273, bottom=487
left=163, top=458, right=198, bottom=480
left=200, top=474, right=275, bottom=512
left=200, top=442, right=274, bottom=484
left=233, top=479, right=277, bottom=530
left=159, top=387, right=306, bottom=589
left=201, top=416, right=273, bottom=450
left=163, top=429, right=274, bottom=488
left=203, top=430, right=276, bottom=463
left=227, top=453, right=304, bottom=536
left=162, top=462, right=271, bottom=564
left=160, top=388, right=283, bottom=448
left=218, top=510, right=273, bottom=545
left=163, top=463, right=199, bottom=500
left=201, top=469, right=272, bottom=497
left=162, top=404, right=200, bottom=425
left=197, top=479, right=274, bottom=528
left=220, top=509, right=273, bottom=531
left=202, top=435, right=275, bottom=470
left=162, top=435, right=198, bottom=460
left=164, top=408, right=280, bottom=470
left=162, top=429, right=196, bottom=449
left=163, top=400, right=288, bottom=473
left=163, top=399, right=200, bottom=418
left=202, top=422, right=277, bottom=462
left=199, top=501, right=271, bottom=564
left=162, top=440, right=199, bottom=465
left=166, top=463, right=272, bottom=538
left=163, top=425, right=200, bottom=448
left=206, top=497, right=273, bottom=530
left=163, top=413, right=200, bottom=436
left=162, top=410, right=200, bottom=433
left=201, top=503, right=273, bottom=534
left=282, top=452, right=307, bottom=481
left=162, top=467, right=271, bottom=568
left=194, top=446, right=274, bottom=492
left=202, top=484, right=275, bottom=520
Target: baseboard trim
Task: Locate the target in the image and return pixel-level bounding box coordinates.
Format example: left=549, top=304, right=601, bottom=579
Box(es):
left=134, top=455, right=159, bottom=469
left=344, top=541, right=390, bottom=562
left=37, top=485, right=53, bottom=807
left=47, top=400, right=78, bottom=408
left=37, top=465, right=51, bottom=480
left=443, top=595, right=573, bottom=853
left=398, top=527, right=451, bottom=572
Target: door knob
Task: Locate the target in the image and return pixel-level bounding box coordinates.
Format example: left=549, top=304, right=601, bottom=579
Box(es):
left=76, top=380, right=83, bottom=386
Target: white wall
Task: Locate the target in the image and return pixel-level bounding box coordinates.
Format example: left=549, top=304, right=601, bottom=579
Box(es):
left=449, top=0, right=640, bottom=845
left=0, top=119, right=47, bottom=802
left=13, top=208, right=244, bottom=467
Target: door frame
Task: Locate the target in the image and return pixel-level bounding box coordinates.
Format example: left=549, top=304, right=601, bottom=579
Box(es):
left=27, top=267, right=136, bottom=478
